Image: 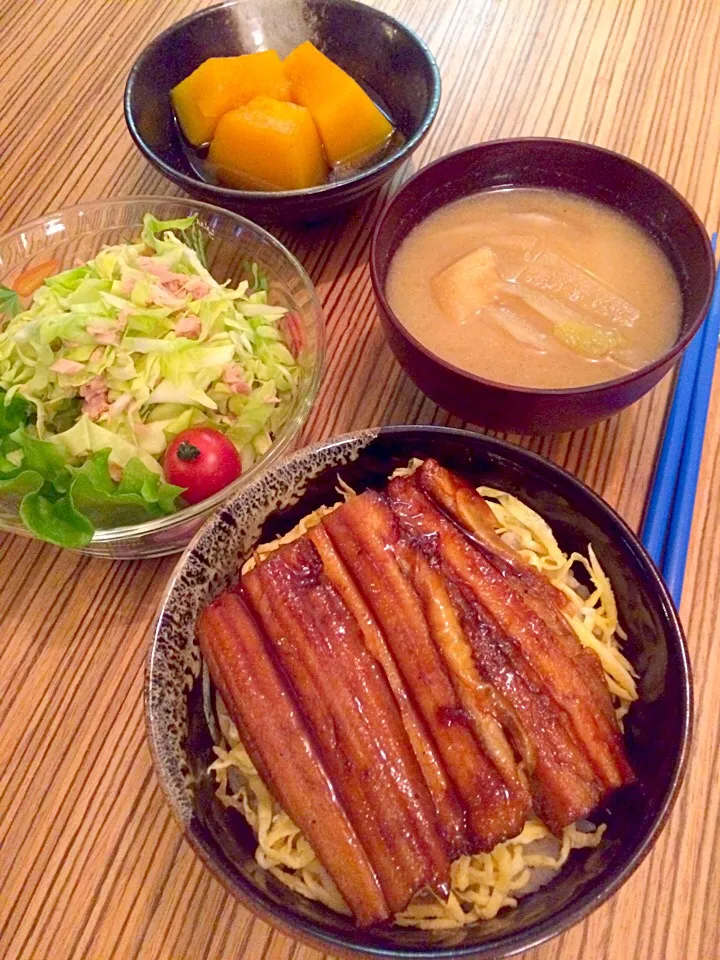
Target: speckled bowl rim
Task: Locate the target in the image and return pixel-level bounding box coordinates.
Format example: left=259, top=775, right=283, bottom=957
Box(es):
left=146, top=425, right=692, bottom=959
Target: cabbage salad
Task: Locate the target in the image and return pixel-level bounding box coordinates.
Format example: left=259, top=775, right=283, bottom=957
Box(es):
left=0, top=214, right=300, bottom=547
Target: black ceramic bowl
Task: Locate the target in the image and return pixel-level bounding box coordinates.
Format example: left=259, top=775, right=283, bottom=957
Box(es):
left=124, top=0, right=440, bottom=223
left=147, top=425, right=691, bottom=959
left=370, top=139, right=716, bottom=434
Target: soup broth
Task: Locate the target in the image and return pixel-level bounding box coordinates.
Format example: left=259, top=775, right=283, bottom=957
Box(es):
left=386, top=188, right=683, bottom=389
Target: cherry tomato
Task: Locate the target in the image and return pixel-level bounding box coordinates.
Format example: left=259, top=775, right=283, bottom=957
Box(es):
left=164, top=427, right=242, bottom=505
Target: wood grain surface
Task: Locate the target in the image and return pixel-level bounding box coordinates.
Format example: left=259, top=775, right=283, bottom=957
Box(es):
left=1, top=1, right=719, bottom=958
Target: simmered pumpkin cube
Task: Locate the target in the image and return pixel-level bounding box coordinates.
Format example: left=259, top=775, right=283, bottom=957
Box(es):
left=208, top=96, right=328, bottom=191
left=172, top=59, right=232, bottom=146
left=230, top=50, right=291, bottom=106
left=283, top=41, right=393, bottom=166
left=171, top=51, right=291, bottom=146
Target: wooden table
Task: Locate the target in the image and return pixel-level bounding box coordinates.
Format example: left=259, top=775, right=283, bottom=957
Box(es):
left=1, top=1, right=719, bottom=958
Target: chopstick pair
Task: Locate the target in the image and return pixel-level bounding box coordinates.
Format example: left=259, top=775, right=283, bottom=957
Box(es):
left=642, top=233, right=720, bottom=605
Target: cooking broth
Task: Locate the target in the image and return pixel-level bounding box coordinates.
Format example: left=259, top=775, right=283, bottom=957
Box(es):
left=179, top=122, right=406, bottom=187
left=385, top=188, right=683, bottom=389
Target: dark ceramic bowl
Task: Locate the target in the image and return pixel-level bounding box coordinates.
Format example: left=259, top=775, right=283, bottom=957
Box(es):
left=370, top=139, right=716, bottom=434
left=147, top=425, right=691, bottom=959
left=124, top=0, right=440, bottom=223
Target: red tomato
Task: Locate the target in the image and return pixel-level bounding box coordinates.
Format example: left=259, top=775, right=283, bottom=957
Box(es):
left=164, top=427, right=242, bottom=505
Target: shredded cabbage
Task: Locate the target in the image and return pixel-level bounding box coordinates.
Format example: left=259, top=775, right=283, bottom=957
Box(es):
left=0, top=214, right=299, bottom=471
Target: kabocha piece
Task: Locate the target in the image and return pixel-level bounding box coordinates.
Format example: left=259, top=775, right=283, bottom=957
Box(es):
left=323, top=492, right=533, bottom=851
left=243, top=538, right=451, bottom=913
left=171, top=51, right=291, bottom=146
left=196, top=592, right=389, bottom=926
left=417, top=459, right=616, bottom=725
left=388, top=473, right=635, bottom=796
left=307, top=525, right=470, bottom=859
left=171, top=58, right=232, bottom=146
left=284, top=41, right=393, bottom=166
left=208, top=96, right=328, bottom=191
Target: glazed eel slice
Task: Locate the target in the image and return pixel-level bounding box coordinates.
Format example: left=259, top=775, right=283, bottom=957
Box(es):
left=196, top=591, right=389, bottom=926
left=323, top=492, right=532, bottom=851
left=388, top=474, right=634, bottom=796
left=445, top=577, right=604, bottom=829
left=243, top=538, right=451, bottom=913
left=417, top=459, right=617, bottom=728
left=394, top=535, right=536, bottom=795
left=307, top=525, right=470, bottom=859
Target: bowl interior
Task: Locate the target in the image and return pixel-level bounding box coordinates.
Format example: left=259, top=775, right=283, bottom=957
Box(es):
left=148, top=425, right=690, bottom=957
left=372, top=139, right=714, bottom=371
left=126, top=0, right=439, bottom=198
left=0, top=197, right=324, bottom=557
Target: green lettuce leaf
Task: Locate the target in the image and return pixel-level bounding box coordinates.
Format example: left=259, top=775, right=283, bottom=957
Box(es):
left=116, top=457, right=184, bottom=513
left=69, top=450, right=183, bottom=527
left=0, top=448, right=22, bottom=476
left=0, top=283, right=22, bottom=319
left=0, top=400, right=184, bottom=545
left=43, top=265, right=91, bottom=293
left=0, top=470, right=44, bottom=514
left=11, top=426, right=72, bottom=489
left=20, top=487, right=95, bottom=548
left=0, top=391, right=32, bottom=434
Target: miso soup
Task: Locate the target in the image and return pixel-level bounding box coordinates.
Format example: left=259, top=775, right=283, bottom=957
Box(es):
left=385, top=188, right=683, bottom=389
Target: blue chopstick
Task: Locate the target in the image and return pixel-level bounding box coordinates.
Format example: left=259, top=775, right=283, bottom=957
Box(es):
left=641, top=318, right=705, bottom=563
left=661, top=241, right=720, bottom=603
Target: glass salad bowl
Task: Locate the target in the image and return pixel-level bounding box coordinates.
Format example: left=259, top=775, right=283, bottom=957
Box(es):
left=0, top=197, right=324, bottom=558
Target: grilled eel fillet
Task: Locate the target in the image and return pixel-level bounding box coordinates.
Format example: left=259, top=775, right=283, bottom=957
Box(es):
left=417, top=459, right=617, bottom=729
left=388, top=472, right=634, bottom=827
left=196, top=592, right=390, bottom=926
left=307, top=525, right=470, bottom=859
left=323, top=494, right=532, bottom=851
left=243, top=537, right=451, bottom=913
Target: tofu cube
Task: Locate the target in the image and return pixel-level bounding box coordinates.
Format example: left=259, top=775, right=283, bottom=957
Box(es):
left=431, top=247, right=501, bottom=324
